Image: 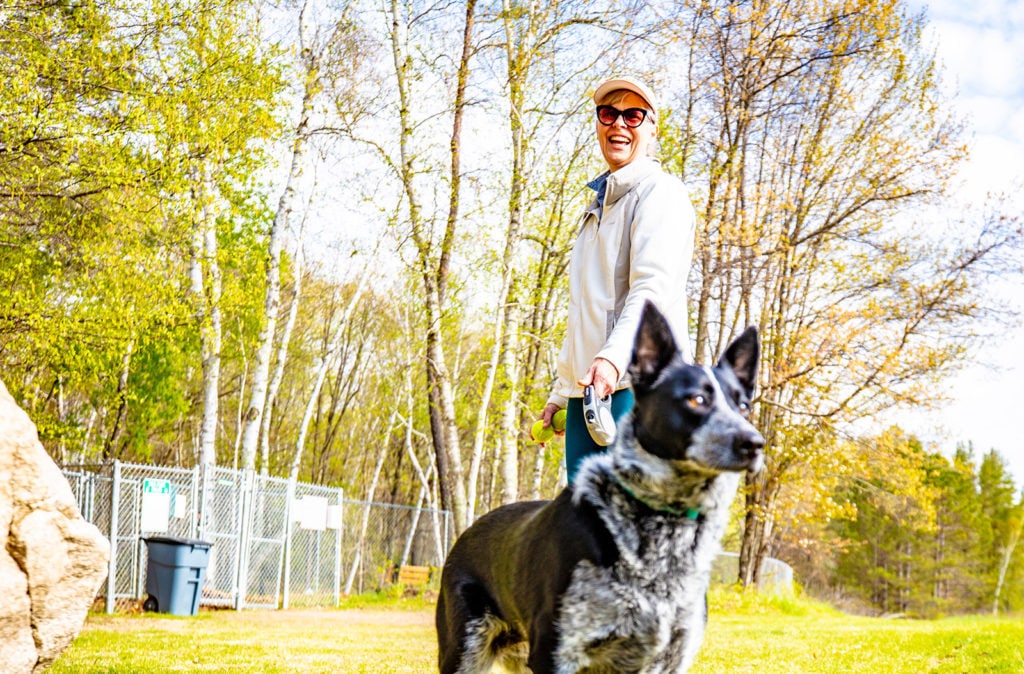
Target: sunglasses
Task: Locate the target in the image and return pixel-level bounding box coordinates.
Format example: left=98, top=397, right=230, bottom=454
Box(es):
left=596, top=105, right=651, bottom=128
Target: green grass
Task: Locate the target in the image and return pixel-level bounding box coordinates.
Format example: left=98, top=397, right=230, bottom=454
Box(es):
left=51, top=603, right=437, bottom=673
left=53, top=590, right=1024, bottom=673
left=694, top=589, right=1024, bottom=673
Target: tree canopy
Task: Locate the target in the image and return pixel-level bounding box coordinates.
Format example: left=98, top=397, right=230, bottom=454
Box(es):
left=1, top=0, right=1021, bottom=611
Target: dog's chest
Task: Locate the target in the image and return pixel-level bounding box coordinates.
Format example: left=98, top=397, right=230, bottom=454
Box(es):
left=553, top=516, right=710, bottom=672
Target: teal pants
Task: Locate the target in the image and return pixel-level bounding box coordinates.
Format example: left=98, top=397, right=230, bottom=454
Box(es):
left=564, top=388, right=635, bottom=484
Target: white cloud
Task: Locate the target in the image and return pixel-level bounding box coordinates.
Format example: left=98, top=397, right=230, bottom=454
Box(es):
left=919, top=0, right=1024, bottom=28
left=899, top=1, right=1024, bottom=487
left=926, top=21, right=1024, bottom=98
left=958, top=130, right=1024, bottom=204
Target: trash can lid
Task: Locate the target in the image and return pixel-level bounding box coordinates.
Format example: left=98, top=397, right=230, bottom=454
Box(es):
left=143, top=536, right=213, bottom=548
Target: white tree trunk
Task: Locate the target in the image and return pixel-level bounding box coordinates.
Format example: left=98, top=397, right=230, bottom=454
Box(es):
left=191, top=166, right=222, bottom=467
left=466, top=301, right=505, bottom=521
left=388, top=0, right=468, bottom=532
left=232, top=336, right=247, bottom=470
left=287, top=253, right=374, bottom=482
left=498, top=297, right=521, bottom=505
left=400, top=373, right=445, bottom=565
left=258, top=236, right=304, bottom=476
left=343, top=410, right=395, bottom=595
left=239, top=0, right=317, bottom=471
left=529, top=440, right=546, bottom=500
left=993, top=512, right=1023, bottom=615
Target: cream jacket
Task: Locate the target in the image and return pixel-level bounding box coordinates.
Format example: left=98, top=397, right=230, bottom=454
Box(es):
left=547, top=157, right=696, bottom=408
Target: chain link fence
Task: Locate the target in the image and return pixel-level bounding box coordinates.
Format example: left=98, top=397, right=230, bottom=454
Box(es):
left=63, top=461, right=791, bottom=611
left=62, top=460, right=452, bottom=613
left=337, top=497, right=451, bottom=597
left=712, top=551, right=795, bottom=594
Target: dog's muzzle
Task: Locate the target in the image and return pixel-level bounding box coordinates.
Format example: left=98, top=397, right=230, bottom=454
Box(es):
left=735, top=429, right=765, bottom=471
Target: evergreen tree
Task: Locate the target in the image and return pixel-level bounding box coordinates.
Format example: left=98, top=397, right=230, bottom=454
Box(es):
left=928, top=447, right=987, bottom=613
left=979, top=450, right=1021, bottom=613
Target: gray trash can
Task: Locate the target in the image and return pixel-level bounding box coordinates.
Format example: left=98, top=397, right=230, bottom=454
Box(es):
left=142, top=536, right=212, bottom=616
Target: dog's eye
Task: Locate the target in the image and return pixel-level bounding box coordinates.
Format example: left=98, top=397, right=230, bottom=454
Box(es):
left=737, top=401, right=751, bottom=417
left=686, top=394, right=708, bottom=410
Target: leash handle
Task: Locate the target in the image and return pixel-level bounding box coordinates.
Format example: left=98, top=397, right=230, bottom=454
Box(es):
left=583, top=385, right=617, bottom=446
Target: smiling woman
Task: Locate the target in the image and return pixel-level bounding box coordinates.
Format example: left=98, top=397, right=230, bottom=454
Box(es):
left=594, top=89, right=658, bottom=170
left=537, top=75, right=699, bottom=484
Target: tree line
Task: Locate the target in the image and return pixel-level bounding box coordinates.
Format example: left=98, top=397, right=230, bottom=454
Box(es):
left=780, top=432, right=1024, bottom=616
left=1, top=0, right=1021, bottom=609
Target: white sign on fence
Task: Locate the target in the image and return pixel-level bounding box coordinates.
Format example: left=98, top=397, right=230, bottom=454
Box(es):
left=326, top=504, right=342, bottom=530
left=140, top=478, right=171, bottom=533
left=292, top=495, right=328, bottom=531
left=173, top=494, right=187, bottom=519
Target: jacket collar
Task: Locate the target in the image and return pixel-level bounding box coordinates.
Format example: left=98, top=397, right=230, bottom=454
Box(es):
left=602, top=157, right=662, bottom=206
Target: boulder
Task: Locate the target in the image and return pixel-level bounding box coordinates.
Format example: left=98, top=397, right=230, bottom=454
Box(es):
left=0, top=380, right=110, bottom=673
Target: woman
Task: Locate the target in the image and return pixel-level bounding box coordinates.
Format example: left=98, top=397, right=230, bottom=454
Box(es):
left=539, top=76, right=697, bottom=483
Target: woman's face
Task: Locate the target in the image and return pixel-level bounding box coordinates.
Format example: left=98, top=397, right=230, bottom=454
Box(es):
left=596, top=91, right=657, bottom=172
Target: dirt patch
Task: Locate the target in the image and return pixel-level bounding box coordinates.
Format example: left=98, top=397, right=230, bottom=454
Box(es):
left=220, top=608, right=434, bottom=628
left=84, top=607, right=434, bottom=632
left=83, top=615, right=201, bottom=633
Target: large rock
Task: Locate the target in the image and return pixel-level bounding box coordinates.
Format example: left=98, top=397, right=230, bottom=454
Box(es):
left=0, top=380, right=110, bottom=673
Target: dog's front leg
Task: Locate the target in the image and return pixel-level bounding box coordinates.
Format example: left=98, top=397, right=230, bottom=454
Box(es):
left=525, top=618, right=564, bottom=674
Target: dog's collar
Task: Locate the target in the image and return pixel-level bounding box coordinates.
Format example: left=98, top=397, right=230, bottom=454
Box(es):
left=613, top=477, right=701, bottom=520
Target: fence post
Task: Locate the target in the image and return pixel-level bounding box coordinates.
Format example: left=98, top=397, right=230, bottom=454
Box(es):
left=235, top=469, right=253, bottom=611
left=334, top=488, right=343, bottom=606
left=190, top=464, right=201, bottom=539
left=81, top=473, right=94, bottom=522
left=281, top=477, right=296, bottom=610
left=105, top=460, right=121, bottom=615
left=197, top=463, right=208, bottom=544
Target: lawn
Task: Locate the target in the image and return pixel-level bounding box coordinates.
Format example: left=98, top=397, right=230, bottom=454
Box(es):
left=53, top=591, right=1024, bottom=673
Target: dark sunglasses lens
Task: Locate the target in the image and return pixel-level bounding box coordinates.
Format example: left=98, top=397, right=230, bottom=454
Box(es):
left=596, top=106, right=618, bottom=125
left=596, top=106, right=647, bottom=127
left=622, top=109, right=646, bottom=127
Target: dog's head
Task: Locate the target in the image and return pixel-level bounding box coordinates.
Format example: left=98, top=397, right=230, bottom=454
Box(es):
left=627, top=301, right=764, bottom=473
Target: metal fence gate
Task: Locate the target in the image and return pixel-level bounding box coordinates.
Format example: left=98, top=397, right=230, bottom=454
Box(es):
left=62, top=460, right=452, bottom=612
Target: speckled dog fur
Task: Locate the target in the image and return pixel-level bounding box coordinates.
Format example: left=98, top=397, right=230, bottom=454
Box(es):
left=436, top=301, right=764, bottom=674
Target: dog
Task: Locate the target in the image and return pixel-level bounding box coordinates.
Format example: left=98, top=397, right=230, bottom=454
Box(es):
left=436, top=301, right=764, bottom=673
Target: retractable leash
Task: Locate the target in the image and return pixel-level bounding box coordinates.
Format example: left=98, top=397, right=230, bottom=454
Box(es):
left=583, top=385, right=617, bottom=446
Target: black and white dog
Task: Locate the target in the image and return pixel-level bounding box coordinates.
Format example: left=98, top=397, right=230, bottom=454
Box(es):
left=436, top=301, right=764, bottom=673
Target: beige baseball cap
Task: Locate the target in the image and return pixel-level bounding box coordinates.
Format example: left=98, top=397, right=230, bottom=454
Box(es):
left=593, top=76, right=659, bottom=116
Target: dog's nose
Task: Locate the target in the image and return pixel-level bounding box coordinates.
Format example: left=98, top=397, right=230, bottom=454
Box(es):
left=734, top=430, right=764, bottom=459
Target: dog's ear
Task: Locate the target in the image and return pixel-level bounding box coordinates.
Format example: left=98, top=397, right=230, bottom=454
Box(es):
left=629, top=301, right=679, bottom=388
left=718, top=326, right=759, bottom=397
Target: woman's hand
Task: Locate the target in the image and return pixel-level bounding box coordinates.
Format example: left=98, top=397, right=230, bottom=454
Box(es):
left=539, top=402, right=565, bottom=436
left=577, top=357, right=619, bottom=399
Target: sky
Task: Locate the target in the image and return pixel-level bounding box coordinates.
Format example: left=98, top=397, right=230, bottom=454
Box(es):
left=900, top=0, right=1024, bottom=487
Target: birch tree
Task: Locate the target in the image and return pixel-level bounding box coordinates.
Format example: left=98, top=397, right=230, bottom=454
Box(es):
left=370, top=0, right=474, bottom=530
left=470, top=0, right=650, bottom=510
left=979, top=450, right=1022, bottom=614
left=287, top=255, right=375, bottom=483
left=239, top=0, right=369, bottom=471
left=239, top=0, right=311, bottom=467
left=993, top=502, right=1024, bottom=615
left=172, top=4, right=281, bottom=465
left=0, top=0, right=281, bottom=464
left=672, top=0, right=1021, bottom=586
left=259, top=217, right=306, bottom=475
left=189, top=170, right=224, bottom=466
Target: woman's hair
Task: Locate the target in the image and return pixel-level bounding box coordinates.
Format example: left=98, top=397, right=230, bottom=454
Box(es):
left=596, top=89, right=660, bottom=158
